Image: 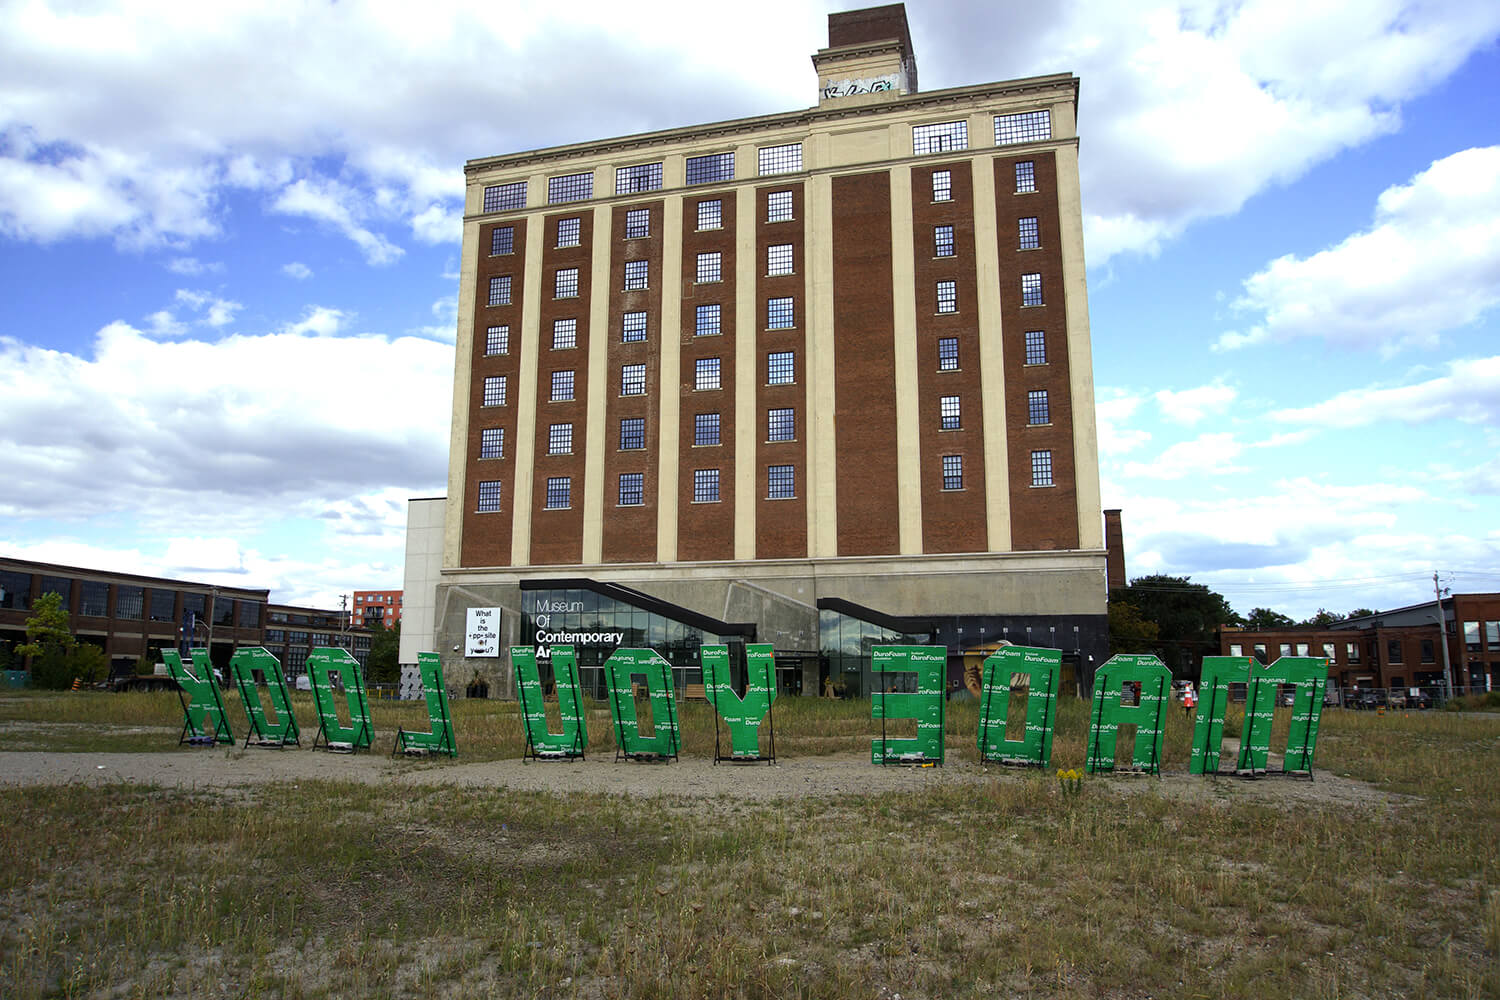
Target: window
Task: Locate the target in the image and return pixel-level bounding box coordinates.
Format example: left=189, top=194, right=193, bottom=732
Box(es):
left=767, top=244, right=793, bottom=276
left=1229, top=644, right=1244, bottom=657
left=621, top=363, right=646, bottom=396
left=1488, top=621, right=1500, bottom=646
left=1464, top=621, right=1481, bottom=651
left=624, top=260, right=648, bottom=290
left=696, top=252, right=721, bottom=283
left=1015, top=161, right=1036, bottom=193
left=480, top=427, right=504, bottom=459
left=1280, top=643, right=1292, bottom=658
left=935, top=225, right=954, bottom=257
left=490, top=226, right=514, bottom=256
left=488, top=275, right=511, bottom=306
left=116, top=585, right=143, bottom=620
left=1031, top=450, right=1053, bottom=487
left=1323, top=643, right=1337, bottom=661
left=485, top=325, right=509, bottom=356
left=767, top=351, right=794, bottom=384
left=940, top=395, right=960, bottom=430
left=942, top=455, right=963, bottom=490
left=483, top=376, right=507, bottom=407
left=937, top=280, right=957, bottom=314
left=619, top=473, right=645, bottom=506
left=913, top=120, right=968, bottom=154
left=552, top=318, right=577, bottom=350
left=620, top=417, right=645, bottom=450
left=693, top=469, right=720, bottom=502
left=551, top=369, right=575, bottom=401
left=1388, top=639, right=1404, bottom=663
left=477, top=480, right=502, bottom=513
left=548, top=423, right=573, bottom=455
left=556, top=217, right=581, bottom=248
left=768, top=464, right=795, bottom=499
left=624, top=208, right=650, bottom=239
left=932, top=170, right=952, bottom=202
left=686, top=152, right=734, bottom=185
left=616, top=162, right=662, bottom=195
left=767, top=407, right=795, bottom=442
left=758, top=143, right=802, bottom=175
left=1028, top=390, right=1049, bottom=424
left=1019, top=216, right=1040, bottom=250
left=545, top=477, right=571, bottom=509
left=695, top=412, right=721, bottom=446
left=1347, top=642, right=1360, bottom=663
left=548, top=172, right=593, bottom=204
left=995, top=109, right=1051, bottom=145
left=767, top=297, right=794, bottom=329
left=767, top=190, right=793, bottom=223
left=698, top=199, right=722, bottom=230
left=1021, top=273, right=1042, bottom=306
left=483, top=181, right=525, bottom=213
left=1422, top=639, right=1435, bottom=663
left=78, top=580, right=107, bottom=616
left=622, top=311, right=647, bottom=343
left=695, top=357, right=721, bottom=391
left=695, top=303, right=721, bottom=337
left=148, top=588, right=172, bottom=620
left=1024, top=330, right=1046, bottom=365
left=938, top=337, right=958, bottom=371
left=555, top=267, right=579, bottom=298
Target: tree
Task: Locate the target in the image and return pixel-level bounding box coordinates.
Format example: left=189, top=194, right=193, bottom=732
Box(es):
left=1245, top=607, right=1295, bottom=629
left=1109, top=575, right=1241, bottom=678
left=366, top=620, right=400, bottom=685
left=1301, top=608, right=1346, bottom=627
left=16, top=592, right=74, bottom=660
left=1347, top=608, right=1377, bottom=620
left=1108, top=600, right=1160, bottom=654
left=16, top=592, right=105, bottom=688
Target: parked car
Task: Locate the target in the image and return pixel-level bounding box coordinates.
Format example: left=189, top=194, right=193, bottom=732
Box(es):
left=1405, top=687, right=1432, bottom=710
left=1356, top=689, right=1389, bottom=710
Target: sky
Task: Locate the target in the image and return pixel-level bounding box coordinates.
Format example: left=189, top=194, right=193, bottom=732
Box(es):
left=1, top=0, right=1498, bottom=618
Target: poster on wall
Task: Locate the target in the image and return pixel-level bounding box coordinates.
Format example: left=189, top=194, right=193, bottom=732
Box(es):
left=465, top=607, right=501, bottom=657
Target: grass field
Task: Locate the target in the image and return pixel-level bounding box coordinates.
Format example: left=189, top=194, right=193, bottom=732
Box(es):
left=0, top=689, right=1496, bottom=998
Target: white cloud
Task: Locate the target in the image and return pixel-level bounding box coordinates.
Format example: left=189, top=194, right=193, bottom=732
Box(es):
left=410, top=203, right=461, bottom=245
left=1122, top=431, right=1245, bottom=480
left=281, top=261, right=313, bottom=280
left=166, top=256, right=222, bottom=276
left=1154, top=380, right=1236, bottom=425
left=271, top=177, right=403, bottom=266
left=1095, top=388, right=1151, bottom=456
left=1272, top=355, right=1500, bottom=427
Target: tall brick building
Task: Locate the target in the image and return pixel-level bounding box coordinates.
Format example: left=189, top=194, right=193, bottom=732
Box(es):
left=430, top=5, right=1108, bottom=697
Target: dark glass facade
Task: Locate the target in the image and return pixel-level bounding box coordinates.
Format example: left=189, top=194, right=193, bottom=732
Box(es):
left=818, top=607, right=932, bottom=698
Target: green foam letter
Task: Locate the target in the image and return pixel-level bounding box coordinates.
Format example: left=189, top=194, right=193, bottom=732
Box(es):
left=1189, top=655, right=1250, bottom=774
left=871, top=645, right=946, bottom=765
left=307, top=646, right=373, bottom=750
left=163, top=649, right=234, bottom=744
left=395, top=652, right=457, bottom=756
left=230, top=647, right=300, bottom=746
left=976, top=645, right=1060, bottom=766
left=702, top=643, right=777, bottom=758
left=1239, top=656, right=1327, bottom=774
left=604, top=648, right=680, bottom=758
left=512, top=645, right=588, bottom=757
left=1086, top=654, right=1171, bottom=774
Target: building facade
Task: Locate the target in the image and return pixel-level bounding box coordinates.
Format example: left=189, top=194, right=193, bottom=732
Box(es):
left=351, top=590, right=403, bottom=629
left=430, top=6, right=1108, bottom=698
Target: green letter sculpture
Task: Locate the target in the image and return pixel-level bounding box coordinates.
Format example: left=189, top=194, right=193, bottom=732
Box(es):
left=393, top=652, right=457, bottom=757
left=1085, top=653, right=1171, bottom=774
left=163, top=648, right=234, bottom=745
left=976, top=645, right=1060, bottom=766
left=1188, top=655, right=1250, bottom=775
left=230, top=647, right=300, bottom=748
left=307, top=646, right=373, bottom=751
left=702, top=643, right=777, bottom=762
left=1189, top=655, right=1328, bottom=776
left=512, top=645, right=588, bottom=759
left=871, top=645, right=946, bottom=765
left=604, top=647, right=680, bottom=761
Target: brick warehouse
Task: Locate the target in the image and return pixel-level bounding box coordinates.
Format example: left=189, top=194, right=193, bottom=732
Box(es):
left=418, top=5, right=1109, bottom=699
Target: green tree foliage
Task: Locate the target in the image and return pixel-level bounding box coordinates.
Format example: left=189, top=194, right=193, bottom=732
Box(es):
left=1347, top=608, right=1377, bottom=620
left=1245, top=607, right=1296, bottom=629
left=16, top=592, right=74, bottom=659
left=1301, top=608, right=1347, bottom=627
left=1109, top=574, right=1241, bottom=677
left=16, top=592, right=109, bottom=689
left=366, top=620, right=400, bottom=685
left=1108, top=600, right=1160, bottom=654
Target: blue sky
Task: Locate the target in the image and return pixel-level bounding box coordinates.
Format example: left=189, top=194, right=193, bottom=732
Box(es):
left=1, top=0, right=1497, bottom=617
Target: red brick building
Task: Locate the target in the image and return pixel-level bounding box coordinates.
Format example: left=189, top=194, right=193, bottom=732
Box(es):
left=351, top=590, right=402, bottom=629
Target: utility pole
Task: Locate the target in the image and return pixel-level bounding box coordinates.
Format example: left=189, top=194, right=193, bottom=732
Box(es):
left=1434, top=572, right=1455, bottom=701
left=339, top=594, right=350, bottom=650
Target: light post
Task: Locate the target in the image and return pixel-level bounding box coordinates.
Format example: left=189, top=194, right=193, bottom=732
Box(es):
left=1433, top=573, right=1455, bottom=700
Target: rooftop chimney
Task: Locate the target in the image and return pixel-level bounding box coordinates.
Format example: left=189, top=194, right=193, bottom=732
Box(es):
left=811, top=4, right=917, bottom=107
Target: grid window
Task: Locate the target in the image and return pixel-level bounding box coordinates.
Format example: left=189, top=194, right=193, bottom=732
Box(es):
left=938, top=337, right=958, bottom=371
left=693, top=469, right=720, bottom=503
left=616, top=162, right=663, bottom=195
left=767, top=407, right=795, bottom=442
left=624, top=260, right=648, bottom=290
left=940, top=395, right=960, bottom=430
left=488, top=275, right=511, bottom=306
left=695, top=303, right=721, bottom=337
left=485, top=325, right=509, bottom=356
left=694, top=412, right=721, bottom=446
left=480, top=427, right=504, bottom=459
left=932, top=169, right=952, bottom=202
left=758, top=143, right=802, bottom=175
left=768, top=351, right=794, bottom=384
left=767, top=464, right=795, bottom=499
left=1015, top=161, right=1036, bottom=193
left=1019, top=216, right=1040, bottom=250
left=618, top=473, right=645, bottom=506
left=555, top=267, right=579, bottom=298
left=477, top=480, right=502, bottom=512
left=483, top=375, right=507, bottom=407
left=696, top=251, right=721, bottom=283
left=548, top=423, right=573, bottom=455
left=551, top=369, right=575, bottom=401
left=935, top=225, right=954, bottom=257
left=620, top=417, right=645, bottom=450
left=913, top=120, right=968, bottom=154
left=698, top=199, right=722, bottom=230
left=942, top=455, right=963, bottom=490
left=483, top=181, right=525, bottom=213
left=545, top=477, right=571, bottom=509
left=1031, top=450, right=1054, bottom=487
left=767, top=190, right=793, bottom=223
left=556, top=217, right=581, bottom=248
left=995, top=110, right=1052, bottom=146
left=490, top=226, right=514, bottom=256
left=695, top=357, right=721, bottom=391
left=767, top=244, right=793, bottom=276
left=1028, top=390, right=1050, bottom=424
left=548, top=172, right=593, bottom=204
left=767, top=297, right=794, bottom=329
left=621, top=363, right=646, bottom=396
left=937, top=280, right=957, bottom=314
left=624, top=208, right=650, bottom=239
left=686, top=152, right=735, bottom=185
left=622, top=311, right=647, bottom=343
left=1022, top=273, right=1043, bottom=306
left=552, top=318, right=577, bottom=350
left=1025, top=329, right=1046, bottom=365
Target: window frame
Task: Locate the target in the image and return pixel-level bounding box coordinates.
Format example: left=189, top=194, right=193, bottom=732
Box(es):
left=618, top=472, right=645, bottom=506
left=1031, top=449, right=1054, bottom=487
left=912, top=120, right=969, bottom=155
left=485, top=325, right=509, bottom=356
left=482, top=375, right=507, bottom=407
left=490, top=225, right=514, bottom=256
left=937, top=337, right=958, bottom=371
left=767, top=190, right=794, bottom=223
left=767, top=297, right=794, bottom=329
left=697, top=199, right=722, bottom=230
left=624, top=207, right=650, bottom=239
left=556, top=217, right=581, bottom=248
left=767, top=407, right=795, bottom=442
left=1028, top=389, right=1050, bottom=425
left=554, top=267, right=579, bottom=298
left=936, top=280, right=958, bottom=314
left=545, top=477, right=571, bottom=509
left=767, top=350, right=795, bottom=385
left=550, top=369, right=575, bottom=402
left=487, top=275, right=512, bottom=306
left=696, top=251, right=722, bottom=284
left=758, top=143, right=803, bottom=175
left=482, top=182, right=525, bottom=213
left=685, top=152, right=734, bottom=185
left=480, top=427, right=504, bottom=460
left=934, top=224, right=954, bottom=258
left=767, top=243, right=794, bottom=276
left=547, top=172, right=593, bottom=204
left=548, top=422, right=573, bottom=455
left=552, top=317, right=577, bottom=350
left=693, top=468, right=721, bottom=503
left=621, top=363, right=647, bottom=396
left=1021, top=272, right=1043, bottom=307
left=695, top=303, right=721, bottom=337
left=477, top=480, right=502, bottom=513
left=694, top=411, right=721, bottom=447
left=694, top=357, right=722, bottom=391
left=767, top=464, right=795, bottom=500
left=1019, top=216, right=1040, bottom=250
left=619, top=417, right=646, bottom=450
left=1015, top=161, right=1036, bottom=193
left=941, top=454, right=963, bottom=491
left=994, top=110, right=1052, bottom=146
left=932, top=169, right=952, bottom=202
left=615, top=162, right=663, bottom=195
left=624, top=260, right=649, bottom=290
left=939, top=395, right=961, bottom=430
left=1024, top=329, right=1046, bottom=365
left=622, top=311, right=647, bottom=343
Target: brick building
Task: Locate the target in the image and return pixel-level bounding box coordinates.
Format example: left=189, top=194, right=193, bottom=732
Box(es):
left=351, top=590, right=403, bottom=629
left=426, top=5, right=1108, bottom=698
